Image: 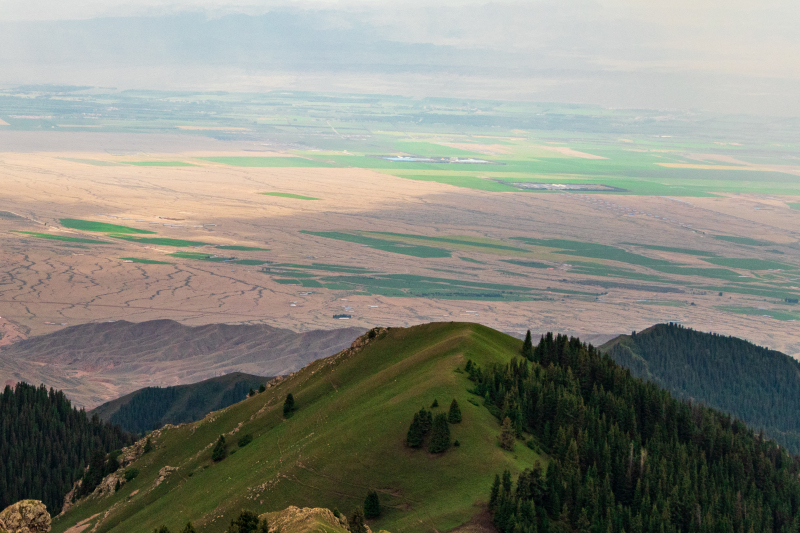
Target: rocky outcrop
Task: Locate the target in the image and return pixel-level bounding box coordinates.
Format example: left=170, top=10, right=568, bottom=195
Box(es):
left=59, top=427, right=174, bottom=516
left=0, top=500, right=51, bottom=533
left=258, top=506, right=350, bottom=533
left=153, top=466, right=177, bottom=487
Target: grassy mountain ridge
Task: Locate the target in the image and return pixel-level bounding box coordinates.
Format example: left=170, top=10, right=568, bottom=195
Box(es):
left=54, top=322, right=539, bottom=533
left=601, top=323, right=800, bottom=453
left=91, top=372, right=271, bottom=434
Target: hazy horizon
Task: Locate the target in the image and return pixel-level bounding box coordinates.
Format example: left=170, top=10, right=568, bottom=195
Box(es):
left=1, top=0, right=798, bottom=116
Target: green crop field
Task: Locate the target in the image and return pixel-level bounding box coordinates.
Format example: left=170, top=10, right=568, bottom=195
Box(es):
left=623, top=243, right=716, bottom=257
left=120, top=258, right=173, bottom=264
left=59, top=158, right=124, bottom=166
left=60, top=218, right=156, bottom=234
left=261, top=192, right=319, bottom=200
left=790, top=203, right=800, bottom=211
left=502, top=260, right=552, bottom=269
left=198, top=157, right=336, bottom=167
left=215, top=245, right=270, bottom=251
left=300, top=231, right=451, bottom=258
left=10, top=231, right=110, bottom=244
left=714, top=235, right=773, bottom=246
left=702, top=258, right=794, bottom=271
left=110, top=235, right=211, bottom=247
left=170, top=252, right=267, bottom=266
left=511, top=237, right=672, bottom=267
left=53, top=324, right=540, bottom=533
left=716, top=306, right=799, bottom=321
left=123, top=161, right=197, bottom=167
left=367, top=232, right=525, bottom=252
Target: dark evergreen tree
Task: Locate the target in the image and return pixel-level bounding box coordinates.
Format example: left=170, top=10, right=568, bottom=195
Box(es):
left=0, top=382, right=134, bottom=513
left=478, top=331, right=800, bottom=533
left=406, top=413, right=424, bottom=448
left=522, top=330, right=533, bottom=360
left=238, top=434, right=253, bottom=447
left=448, top=399, right=462, bottom=423
left=212, top=435, right=227, bottom=462
left=364, top=490, right=381, bottom=519
left=258, top=384, right=266, bottom=393
left=431, top=399, right=439, bottom=408
left=428, top=413, right=451, bottom=453
left=349, top=507, right=367, bottom=533
left=419, top=409, right=433, bottom=433
left=499, top=417, right=515, bottom=451
left=153, top=527, right=171, bottom=533
left=283, top=393, right=296, bottom=418
left=226, top=510, right=261, bottom=533
left=249, top=388, right=256, bottom=397
left=181, top=523, right=197, bottom=533
left=143, top=437, right=153, bottom=453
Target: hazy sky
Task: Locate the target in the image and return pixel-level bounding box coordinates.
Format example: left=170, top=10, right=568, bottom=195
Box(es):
left=0, top=0, right=798, bottom=115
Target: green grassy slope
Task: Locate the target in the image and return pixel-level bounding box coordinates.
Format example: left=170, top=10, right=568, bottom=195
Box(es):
left=54, top=323, right=538, bottom=533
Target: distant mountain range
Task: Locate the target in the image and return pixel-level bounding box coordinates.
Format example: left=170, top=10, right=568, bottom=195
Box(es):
left=0, top=319, right=364, bottom=408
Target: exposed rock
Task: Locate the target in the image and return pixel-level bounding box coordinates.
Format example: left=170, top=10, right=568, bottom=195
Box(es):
left=258, top=506, right=353, bottom=533
left=154, top=466, right=178, bottom=487
left=0, top=500, right=51, bottom=533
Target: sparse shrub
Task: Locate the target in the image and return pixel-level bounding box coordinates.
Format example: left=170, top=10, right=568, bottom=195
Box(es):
left=226, top=510, right=262, bottom=533
left=333, top=508, right=342, bottom=519
left=238, top=434, right=253, bottom=447
left=465, top=360, right=473, bottom=372
left=428, top=414, right=451, bottom=453
left=143, top=437, right=153, bottom=454
left=124, top=467, right=140, bottom=481
left=364, top=490, right=381, bottom=519
left=349, top=507, right=367, bottom=533
left=368, top=328, right=377, bottom=339
left=249, top=388, right=256, bottom=397
left=212, top=435, right=227, bottom=462
left=448, top=399, right=462, bottom=423
left=283, top=393, right=296, bottom=418
left=454, top=440, right=460, bottom=447
left=258, top=384, right=266, bottom=393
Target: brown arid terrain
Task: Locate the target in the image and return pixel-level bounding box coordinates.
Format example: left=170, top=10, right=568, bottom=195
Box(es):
left=0, top=319, right=363, bottom=408
left=1, top=139, right=800, bottom=401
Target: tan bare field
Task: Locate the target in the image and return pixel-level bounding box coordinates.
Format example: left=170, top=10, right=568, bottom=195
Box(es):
left=535, top=145, right=608, bottom=159
left=1, top=149, right=800, bottom=366
left=0, top=118, right=10, bottom=126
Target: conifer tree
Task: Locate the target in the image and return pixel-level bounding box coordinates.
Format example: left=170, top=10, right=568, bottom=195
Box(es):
left=364, top=490, right=381, bottom=518
left=143, top=437, right=153, bottom=453
left=428, top=413, right=451, bottom=453
left=490, top=474, right=501, bottom=511
left=431, top=399, right=439, bottom=408
left=499, top=417, right=515, bottom=451
left=522, top=330, right=533, bottom=360
left=249, top=388, right=256, bottom=397
left=419, top=409, right=433, bottom=433
left=212, top=435, right=227, bottom=462
left=448, top=399, right=462, bottom=423
left=258, top=384, right=266, bottom=393
left=407, top=413, right=424, bottom=448
left=227, top=510, right=260, bottom=533
left=181, top=523, right=197, bottom=533
left=349, top=507, right=368, bottom=533
left=283, top=393, right=296, bottom=418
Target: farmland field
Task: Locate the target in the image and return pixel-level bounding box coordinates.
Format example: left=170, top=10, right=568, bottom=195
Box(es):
left=1, top=87, right=800, bottom=359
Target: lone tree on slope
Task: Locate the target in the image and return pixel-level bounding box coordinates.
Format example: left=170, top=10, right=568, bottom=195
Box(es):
left=283, top=393, right=296, bottom=418
left=364, top=490, right=381, bottom=519
left=212, top=435, right=227, bottom=462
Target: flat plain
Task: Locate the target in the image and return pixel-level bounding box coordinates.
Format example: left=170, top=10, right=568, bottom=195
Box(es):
left=1, top=88, right=799, bottom=363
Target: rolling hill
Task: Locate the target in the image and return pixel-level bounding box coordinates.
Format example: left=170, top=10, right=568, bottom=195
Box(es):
left=0, top=319, right=364, bottom=408
left=601, top=323, right=800, bottom=453
left=52, top=321, right=800, bottom=533
left=91, top=372, right=272, bottom=434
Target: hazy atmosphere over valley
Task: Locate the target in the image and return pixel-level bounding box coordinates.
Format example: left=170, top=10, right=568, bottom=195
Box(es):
left=1, top=1, right=800, bottom=533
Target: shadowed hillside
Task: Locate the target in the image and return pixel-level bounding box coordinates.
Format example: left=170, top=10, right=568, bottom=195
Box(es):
left=0, top=319, right=364, bottom=408
left=602, top=323, right=800, bottom=453
left=91, top=372, right=272, bottom=434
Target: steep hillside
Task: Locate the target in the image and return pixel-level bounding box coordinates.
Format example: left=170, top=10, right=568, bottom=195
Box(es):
left=601, top=323, right=800, bottom=452
left=0, top=319, right=364, bottom=408
left=91, top=373, right=271, bottom=434
left=53, top=323, right=539, bottom=533
left=0, top=383, right=134, bottom=515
